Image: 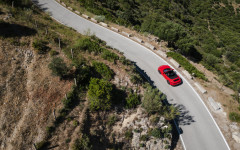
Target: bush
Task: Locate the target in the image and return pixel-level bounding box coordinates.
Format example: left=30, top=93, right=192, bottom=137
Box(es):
left=65, top=138, right=71, bottom=144
left=107, top=115, right=117, bottom=127
left=73, top=38, right=103, bottom=54
left=120, top=56, right=131, bottom=66
left=73, top=120, right=79, bottom=126
left=125, top=129, right=133, bottom=140
left=126, top=93, right=140, bottom=108
left=142, top=84, right=165, bottom=114
left=130, top=73, right=143, bottom=84
left=72, top=134, right=92, bottom=150
left=229, top=112, right=240, bottom=122
left=35, top=140, right=49, bottom=150
left=92, top=61, right=114, bottom=80
left=75, top=65, right=92, bottom=87
left=140, top=134, right=149, bottom=141
left=101, top=49, right=119, bottom=62
left=88, top=78, right=113, bottom=110
left=48, top=57, right=69, bottom=78
left=150, top=128, right=162, bottom=139
left=163, top=105, right=179, bottom=120
left=167, top=52, right=207, bottom=80
left=164, top=145, right=170, bottom=149
left=94, top=15, right=105, bottom=22
left=150, top=114, right=160, bottom=125
left=62, top=86, right=79, bottom=109
left=46, top=126, right=54, bottom=135
left=140, top=143, right=145, bottom=147
left=203, top=53, right=220, bottom=67
left=33, top=39, right=49, bottom=54
left=49, top=50, right=59, bottom=56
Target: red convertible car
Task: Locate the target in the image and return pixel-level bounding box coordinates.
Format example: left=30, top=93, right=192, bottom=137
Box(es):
left=158, top=65, right=182, bottom=86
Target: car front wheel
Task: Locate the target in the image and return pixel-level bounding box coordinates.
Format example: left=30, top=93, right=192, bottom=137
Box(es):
left=167, top=80, right=170, bottom=85
left=158, top=70, right=161, bottom=74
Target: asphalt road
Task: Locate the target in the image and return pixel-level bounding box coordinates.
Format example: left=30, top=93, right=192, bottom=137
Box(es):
left=33, top=0, right=230, bottom=149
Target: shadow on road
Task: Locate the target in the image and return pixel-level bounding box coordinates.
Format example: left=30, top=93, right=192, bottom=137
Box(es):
left=174, top=104, right=195, bottom=126
left=134, top=63, right=155, bottom=85
left=32, top=0, right=50, bottom=12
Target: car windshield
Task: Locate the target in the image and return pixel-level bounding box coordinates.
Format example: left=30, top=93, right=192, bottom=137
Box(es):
left=163, top=68, right=171, bottom=73
left=165, top=70, right=178, bottom=79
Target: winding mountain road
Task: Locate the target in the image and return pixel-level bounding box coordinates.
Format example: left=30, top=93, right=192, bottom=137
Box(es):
left=33, top=0, right=230, bottom=149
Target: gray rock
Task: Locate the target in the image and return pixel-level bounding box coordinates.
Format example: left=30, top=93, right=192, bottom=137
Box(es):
left=132, top=132, right=141, bottom=148
left=233, top=132, right=240, bottom=143
left=230, top=122, right=239, bottom=131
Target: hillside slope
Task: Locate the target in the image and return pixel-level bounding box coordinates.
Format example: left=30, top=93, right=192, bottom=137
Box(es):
left=0, top=1, right=179, bottom=149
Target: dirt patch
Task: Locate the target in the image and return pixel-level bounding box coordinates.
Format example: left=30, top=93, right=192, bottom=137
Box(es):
left=0, top=40, right=72, bottom=149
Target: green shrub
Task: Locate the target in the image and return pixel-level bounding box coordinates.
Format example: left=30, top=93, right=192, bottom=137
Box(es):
left=75, top=65, right=92, bottom=87
left=95, top=15, right=106, bottom=22
left=140, top=143, right=145, bottom=147
left=130, top=73, right=143, bottom=84
left=163, top=105, right=179, bottom=121
left=120, top=56, right=131, bottom=66
left=150, top=128, right=162, bottom=139
left=72, top=134, right=92, bottom=150
left=101, top=49, right=119, bottom=62
left=142, top=84, right=165, bottom=114
left=46, top=126, right=54, bottom=135
left=73, top=120, right=79, bottom=126
left=49, top=50, right=59, bottom=56
left=88, top=78, right=113, bottom=110
left=134, top=129, right=141, bottom=133
left=65, top=138, right=71, bottom=144
left=90, top=35, right=106, bottom=45
left=48, top=57, right=69, bottom=78
left=167, top=52, right=207, bottom=80
left=229, top=112, right=240, bottom=122
left=203, top=53, right=220, bottom=67
left=164, top=145, right=170, bottom=149
left=150, top=114, right=160, bottom=125
left=33, top=39, right=49, bottom=54
left=107, top=115, right=117, bottom=127
left=62, top=86, right=79, bottom=109
left=92, top=61, right=114, bottom=80
left=140, top=134, right=149, bottom=141
left=35, top=140, right=49, bottom=150
left=73, top=38, right=102, bottom=54
left=125, top=129, right=133, bottom=140
left=126, top=93, right=140, bottom=108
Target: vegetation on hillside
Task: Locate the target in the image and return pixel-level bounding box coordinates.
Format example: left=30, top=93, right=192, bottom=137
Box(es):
left=0, top=0, right=187, bottom=149
left=68, top=0, right=240, bottom=122
left=75, top=0, right=240, bottom=94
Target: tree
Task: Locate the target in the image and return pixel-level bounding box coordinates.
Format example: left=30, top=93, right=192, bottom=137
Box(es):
left=88, top=78, right=113, bottom=110
left=142, top=84, right=165, bottom=114
left=92, top=61, right=114, bottom=80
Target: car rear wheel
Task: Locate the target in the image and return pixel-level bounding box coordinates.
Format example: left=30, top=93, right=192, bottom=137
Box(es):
left=158, top=70, right=161, bottom=74
left=167, top=80, right=170, bottom=85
